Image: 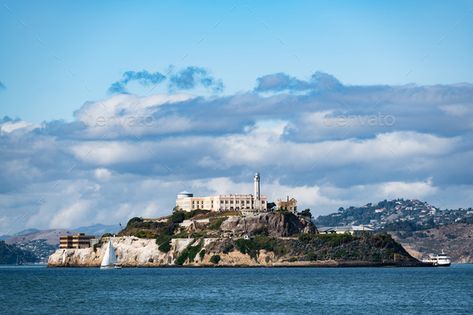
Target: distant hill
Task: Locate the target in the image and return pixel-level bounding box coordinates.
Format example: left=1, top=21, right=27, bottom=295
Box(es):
left=391, top=223, right=473, bottom=263
left=5, top=229, right=72, bottom=246
left=314, top=199, right=473, bottom=263
left=0, top=241, right=38, bottom=264
left=3, top=223, right=120, bottom=263
left=5, top=223, right=120, bottom=247
left=315, top=199, right=473, bottom=231
left=13, top=228, right=40, bottom=236
left=73, top=223, right=121, bottom=237
left=0, top=229, right=40, bottom=241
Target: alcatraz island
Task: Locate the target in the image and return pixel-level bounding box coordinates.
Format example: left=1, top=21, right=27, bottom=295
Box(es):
left=48, top=173, right=423, bottom=267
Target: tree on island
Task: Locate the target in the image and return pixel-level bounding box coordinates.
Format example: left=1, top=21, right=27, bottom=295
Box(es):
left=300, top=208, right=312, bottom=218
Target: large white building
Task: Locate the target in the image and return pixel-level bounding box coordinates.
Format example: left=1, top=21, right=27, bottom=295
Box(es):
left=176, top=173, right=268, bottom=212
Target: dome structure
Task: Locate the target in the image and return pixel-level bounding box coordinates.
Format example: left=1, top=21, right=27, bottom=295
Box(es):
left=177, top=191, right=193, bottom=199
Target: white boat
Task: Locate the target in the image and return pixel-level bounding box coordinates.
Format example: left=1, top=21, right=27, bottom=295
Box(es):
left=100, top=239, right=121, bottom=269
left=422, top=251, right=451, bottom=267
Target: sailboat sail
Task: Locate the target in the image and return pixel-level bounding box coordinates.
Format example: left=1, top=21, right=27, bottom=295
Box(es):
left=101, top=240, right=117, bottom=268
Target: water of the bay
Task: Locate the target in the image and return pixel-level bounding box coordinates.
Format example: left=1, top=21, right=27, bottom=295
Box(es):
left=1, top=265, right=472, bottom=314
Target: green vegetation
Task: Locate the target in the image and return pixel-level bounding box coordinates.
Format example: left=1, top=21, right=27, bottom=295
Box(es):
left=126, top=217, right=144, bottom=227
left=135, top=230, right=155, bottom=238
left=175, top=240, right=204, bottom=265
left=199, top=249, right=206, bottom=260
left=172, top=209, right=211, bottom=222
left=208, top=217, right=226, bottom=230
left=293, top=232, right=413, bottom=262
left=221, top=241, right=234, bottom=254
left=210, top=254, right=221, bottom=264
left=299, top=208, right=312, bottom=218
left=158, top=241, right=171, bottom=253
left=170, top=211, right=185, bottom=224
left=190, top=231, right=207, bottom=238
left=119, top=209, right=234, bottom=241
left=234, top=236, right=287, bottom=259
left=173, top=230, right=189, bottom=238
left=187, top=240, right=204, bottom=261
left=156, top=234, right=172, bottom=253
left=298, top=233, right=354, bottom=246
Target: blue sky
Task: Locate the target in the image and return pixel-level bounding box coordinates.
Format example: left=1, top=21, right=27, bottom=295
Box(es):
left=1, top=0, right=473, bottom=122
left=1, top=1, right=473, bottom=233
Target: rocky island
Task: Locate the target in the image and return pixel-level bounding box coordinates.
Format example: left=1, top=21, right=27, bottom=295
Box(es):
left=48, top=210, right=422, bottom=267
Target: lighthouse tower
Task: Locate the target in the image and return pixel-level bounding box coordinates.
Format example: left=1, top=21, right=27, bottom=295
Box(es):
left=253, top=172, right=261, bottom=211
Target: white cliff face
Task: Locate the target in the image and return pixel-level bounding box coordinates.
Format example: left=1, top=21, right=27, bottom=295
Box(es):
left=49, top=237, right=194, bottom=267
left=48, top=236, right=366, bottom=268
left=48, top=236, right=295, bottom=267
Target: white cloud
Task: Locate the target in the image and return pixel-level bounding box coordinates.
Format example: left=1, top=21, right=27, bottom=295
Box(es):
left=50, top=200, right=94, bottom=229
left=440, top=104, right=473, bottom=116
left=377, top=178, right=437, bottom=199
left=71, top=141, right=153, bottom=165
left=0, top=120, right=38, bottom=134
left=74, top=93, right=195, bottom=137
left=1, top=73, right=473, bottom=233
left=212, top=127, right=458, bottom=169
left=94, top=168, right=112, bottom=181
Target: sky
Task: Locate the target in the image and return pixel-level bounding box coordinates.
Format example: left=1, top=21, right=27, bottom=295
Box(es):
left=1, top=1, right=473, bottom=234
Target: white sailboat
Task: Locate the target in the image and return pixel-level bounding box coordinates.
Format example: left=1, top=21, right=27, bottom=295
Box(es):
left=100, top=239, right=121, bottom=269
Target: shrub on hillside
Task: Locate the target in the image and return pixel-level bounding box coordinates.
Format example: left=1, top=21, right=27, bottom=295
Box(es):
left=170, top=211, right=185, bottom=224
left=175, top=240, right=203, bottom=265
left=156, top=234, right=172, bottom=252
left=134, top=230, right=155, bottom=238
left=234, top=236, right=287, bottom=259
left=126, top=217, right=143, bottom=228
left=208, top=217, right=226, bottom=230
left=210, top=254, right=221, bottom=264
left=158, top=241, right=171, bottom=253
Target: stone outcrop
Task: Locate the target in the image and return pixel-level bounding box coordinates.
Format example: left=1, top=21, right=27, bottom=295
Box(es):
left=220, top=212, right=316, bottom=237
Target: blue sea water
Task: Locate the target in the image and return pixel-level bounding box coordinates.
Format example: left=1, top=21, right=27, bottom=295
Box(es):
left=1, top=265, right=473, bottom=314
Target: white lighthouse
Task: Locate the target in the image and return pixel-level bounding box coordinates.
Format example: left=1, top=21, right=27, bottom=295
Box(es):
left=253, top=172, right=261, bottom=211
